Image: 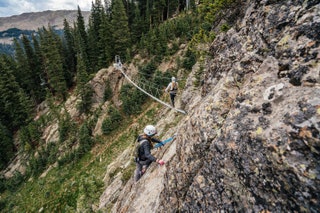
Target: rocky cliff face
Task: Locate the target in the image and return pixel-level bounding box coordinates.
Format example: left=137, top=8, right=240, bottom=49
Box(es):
left=99, top=0, right=320, bottom=212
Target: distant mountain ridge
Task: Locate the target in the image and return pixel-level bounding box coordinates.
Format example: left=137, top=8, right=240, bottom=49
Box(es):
left=0, top=10, right=90, bottom=31
left=0, top=10, right=90, bottom=54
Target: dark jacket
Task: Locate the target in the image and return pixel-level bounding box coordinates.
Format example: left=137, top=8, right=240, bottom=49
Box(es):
left=137, top=135, right=162, bottom=162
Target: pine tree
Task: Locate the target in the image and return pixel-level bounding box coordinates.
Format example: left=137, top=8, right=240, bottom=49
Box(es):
left=74, top=24, right=90, bottom=77
left=99, top=8, right=113, bottom=65
left=76, top=52, right=93, bottom=115
left=79, top=122, right=93, bottom=152
left=151, top=0, right=166, bottom=24
left=88, top=0, right=107, bottom=71
left=13, top=38, right=29, bottom=91
left=0, top=55, right=32, bottom=131
left=76, top=53, right=89, bottom=93
left=134, top=0, right=149, bottom=33
left=21, top=34, right=46, bottom=104
left=168, top=0, right=180, bottom=16
left=130, top=3, right=144, bottom=44
left=145, top=0, right=152, bottom=30
left=39, top=27, right=67, bottom=100
left=120, top=84, right=146, bottom=115
left=21, top=35, right=35, bottom=96
left=155, top=27, right=168, bottom=59
left=32, top=34, right=47, bottom=101
left=62, top=19, right=77, bottom=87
left=31, top=34, right=48, bottom=101
left=77, top=6, right=89, bottom=48
left=76, top=6, right=91, bottom=74
left=111, top=0, right=131, bottom=60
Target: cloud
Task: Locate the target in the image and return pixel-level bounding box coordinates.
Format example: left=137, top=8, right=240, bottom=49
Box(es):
left=0, top=0, right=92, bottom=17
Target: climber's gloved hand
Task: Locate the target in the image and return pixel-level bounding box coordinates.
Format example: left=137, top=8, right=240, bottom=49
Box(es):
left=157, top=159, right=165, bottom=166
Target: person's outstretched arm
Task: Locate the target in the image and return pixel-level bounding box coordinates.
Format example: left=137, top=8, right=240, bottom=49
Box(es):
left=151, top=137, right=162, bottom=144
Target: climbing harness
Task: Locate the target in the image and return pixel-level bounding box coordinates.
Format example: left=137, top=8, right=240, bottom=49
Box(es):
left=113, top=55, right=187, bottom=115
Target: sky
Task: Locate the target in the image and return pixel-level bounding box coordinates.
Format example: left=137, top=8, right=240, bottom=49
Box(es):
left=0, top=0, right=92, bottom=17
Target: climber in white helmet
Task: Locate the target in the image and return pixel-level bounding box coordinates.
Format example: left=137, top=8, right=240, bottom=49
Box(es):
left=165, top=76, right=179, bottom=107
left=134, top=125, right=165, bottom=182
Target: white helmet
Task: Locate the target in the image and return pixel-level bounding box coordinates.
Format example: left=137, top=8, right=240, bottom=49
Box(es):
left=144, top=125, right=157, bottom=136
left=172, top=77, right=176, bottom=82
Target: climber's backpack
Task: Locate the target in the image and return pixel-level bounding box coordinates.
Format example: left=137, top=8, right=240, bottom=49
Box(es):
left=133, top=136, right=149, bottom=162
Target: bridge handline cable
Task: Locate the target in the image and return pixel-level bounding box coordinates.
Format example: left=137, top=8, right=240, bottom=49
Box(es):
left=135, top=78, right=163, bottom=97
left=136, top=70, right=186, bottom=81
left=113, top=56, right=187, bottom=115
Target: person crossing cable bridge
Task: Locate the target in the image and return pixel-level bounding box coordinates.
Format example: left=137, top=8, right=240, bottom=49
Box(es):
left=165, top=76, right=179, bottom=108
left=134, top=125, right=165, bottom=182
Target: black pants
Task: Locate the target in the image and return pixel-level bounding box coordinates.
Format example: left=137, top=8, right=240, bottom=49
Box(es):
left=134, top=159, right=152, bottom=182
left=170, top=93, right=176, bottom=107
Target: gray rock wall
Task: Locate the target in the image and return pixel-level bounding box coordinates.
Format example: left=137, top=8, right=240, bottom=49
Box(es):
left=101, top=1, right=319, bottom=212
left=159, top=0, right=320, bottom=212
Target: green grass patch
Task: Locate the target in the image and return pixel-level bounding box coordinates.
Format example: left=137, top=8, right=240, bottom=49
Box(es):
left=1, top=118, right=136, bottom=212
